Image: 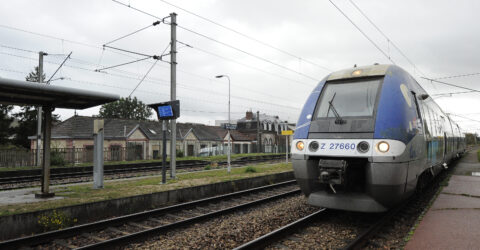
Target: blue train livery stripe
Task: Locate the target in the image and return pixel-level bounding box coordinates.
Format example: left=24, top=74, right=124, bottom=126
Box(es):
left=374, top=66, right=419, bottom=144
left=293, top=77, right=328, bottom=139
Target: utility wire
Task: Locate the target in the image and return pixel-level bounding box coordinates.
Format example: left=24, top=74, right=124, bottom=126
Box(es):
left=348, top=0, right=426, bottom=77
left=432, top=90, right=477, bottom=97
left=95, top=56, right=151, bottom=72
left=105, top=21, right=162, bottom=46
left=421, top=77, right=480, bottom=93
left=328, top=0, right=395, bottom=65
left=46, top=51, right=72, bottom=84
left=129, top=60, right=158, bottom=97
left=156, top=0, right=332, bottom=72
left=177, top=24, right=320, bottom=81
left=111, top=0, right=321, bottom=82
left=433, top=72, right=480, bottom=80
left=449, top=113, right=480, bottom=123
left=190, top=43, right=315, bottom=87
left=0, top=50, right=300, bottom=108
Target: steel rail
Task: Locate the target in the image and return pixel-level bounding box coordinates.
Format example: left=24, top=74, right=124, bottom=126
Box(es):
left=234, top=208, right=327, bottom=250
left=0, top=180, right=297, bottom=249
left=0, top=155, right=285, bottom=187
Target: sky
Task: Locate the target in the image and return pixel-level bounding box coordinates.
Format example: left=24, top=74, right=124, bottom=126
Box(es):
left=0, top=0, right=479, bottom=133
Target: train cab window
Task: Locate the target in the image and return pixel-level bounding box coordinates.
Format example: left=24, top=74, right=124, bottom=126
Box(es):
left=315, top=78, right=382, bottom=118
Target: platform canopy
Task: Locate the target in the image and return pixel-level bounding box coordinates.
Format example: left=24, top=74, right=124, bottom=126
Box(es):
left=0, top=77, right=119, bottom=109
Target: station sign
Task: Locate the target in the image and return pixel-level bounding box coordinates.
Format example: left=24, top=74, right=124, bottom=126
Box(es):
left=281, top=130, right=293, bottom=135
left=148, top=100, right=180, bottom=120
left=225, top=124, right=237, bottom=130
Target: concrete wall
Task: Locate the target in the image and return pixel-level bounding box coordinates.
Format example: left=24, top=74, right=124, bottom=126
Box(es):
left=0, top=171, right=293, bottom=240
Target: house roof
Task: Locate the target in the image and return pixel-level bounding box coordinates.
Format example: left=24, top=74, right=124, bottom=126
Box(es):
left=229, top=130, right=257, bottom=141
left=35, top=116, right=230, bottom=141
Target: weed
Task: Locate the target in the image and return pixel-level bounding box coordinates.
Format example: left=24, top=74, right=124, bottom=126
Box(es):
left=204, top=165, right=211, bottom=170
left=37, top=210, right=77, bottom=231
left=245, top=166, right=257, bottom=173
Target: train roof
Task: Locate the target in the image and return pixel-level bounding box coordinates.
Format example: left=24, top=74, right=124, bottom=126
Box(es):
left=327, top=64, right=390, bottom=81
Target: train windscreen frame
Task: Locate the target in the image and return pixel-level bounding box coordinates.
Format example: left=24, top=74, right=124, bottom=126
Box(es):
left=314, top=77, right=383, bottom=119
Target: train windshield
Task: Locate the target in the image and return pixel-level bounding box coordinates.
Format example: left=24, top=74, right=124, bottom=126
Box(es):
left=315, top=78, right=382, bottom=118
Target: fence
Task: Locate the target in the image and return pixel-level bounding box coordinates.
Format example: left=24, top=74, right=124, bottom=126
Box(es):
left=0, top=144, right=292, bottom=168
left=0, top=147, right=147, bottom=168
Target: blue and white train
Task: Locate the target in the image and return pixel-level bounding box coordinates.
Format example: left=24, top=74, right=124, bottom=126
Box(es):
left=292, top=64, right=465, bottom=212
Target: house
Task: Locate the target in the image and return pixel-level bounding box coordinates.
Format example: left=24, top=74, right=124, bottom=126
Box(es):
left=29, top=116, right=263, bottom=162
left=234, top=111, right=295, bottom=153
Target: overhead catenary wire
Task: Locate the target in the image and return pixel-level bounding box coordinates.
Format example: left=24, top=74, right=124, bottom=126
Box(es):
left=129, top=60, right=158, bottom=97
left=433, top=72, right=480, bottom=80
left=155, top=0, right=332, bottom=72
left=104, top=21, right=162, bottom=46
left=421, top=77, right=480, bottom=93
left=1, top=51, right=300, bottom=111
left=111, top=0, right=322, bottom=82
left=348, top=0, right=426, bottom=77
left=328, top=0, right=395, bottom=65
left=0, top=49, right=301, bottom=105
left=187, top=43, right=315, bottom=87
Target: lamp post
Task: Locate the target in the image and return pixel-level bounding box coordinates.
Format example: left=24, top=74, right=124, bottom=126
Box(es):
left=215, top=74, right=231, bottom=173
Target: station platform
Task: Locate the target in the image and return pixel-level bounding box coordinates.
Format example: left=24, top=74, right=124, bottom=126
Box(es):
left=406, top=147, right=480, bottom=250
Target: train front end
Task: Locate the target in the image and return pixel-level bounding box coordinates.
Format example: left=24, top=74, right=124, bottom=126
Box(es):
left=292, top=64, right=421, bottom=212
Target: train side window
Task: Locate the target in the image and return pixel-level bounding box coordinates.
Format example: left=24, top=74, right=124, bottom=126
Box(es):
left=410, top=91, right=423, bottom=121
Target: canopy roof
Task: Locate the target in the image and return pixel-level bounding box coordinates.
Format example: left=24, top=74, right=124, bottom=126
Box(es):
left=0, top=77, right=119, bottom=109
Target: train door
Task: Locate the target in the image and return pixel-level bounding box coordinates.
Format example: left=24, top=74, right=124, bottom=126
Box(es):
left=443, top=132, right=447, bottom=163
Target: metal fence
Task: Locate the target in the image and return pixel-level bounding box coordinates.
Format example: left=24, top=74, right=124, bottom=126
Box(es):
left=0, top=144, right=291, bottom=168
left=0, top=147, right=147, bottom=168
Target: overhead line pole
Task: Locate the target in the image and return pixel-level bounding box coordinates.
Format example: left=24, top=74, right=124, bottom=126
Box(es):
left=36, top=51, right=46, bottom=166
left=170, top=12, right=177, bottom=178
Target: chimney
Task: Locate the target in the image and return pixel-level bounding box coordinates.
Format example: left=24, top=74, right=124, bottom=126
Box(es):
left=246, top=110, right=253, bottom=120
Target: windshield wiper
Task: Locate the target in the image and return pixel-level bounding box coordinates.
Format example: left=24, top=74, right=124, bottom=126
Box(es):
left=327, top=93, right=346, bottom=124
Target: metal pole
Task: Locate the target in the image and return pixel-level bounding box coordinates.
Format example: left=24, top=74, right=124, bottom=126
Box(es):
left=36, top=107, right=54, bottom=198
left=286, top=135, right=288, bottom=163
left=36, top=51, right=45, bottom=166
left=170, top=12, right=177, bottom=179
left=227, top=76, right=231, bottom=172
left=162, top=120, right=167, bottom=184
left=93, top=120, right=104, bottom=189
left=257, top=111, right=261, bottom=153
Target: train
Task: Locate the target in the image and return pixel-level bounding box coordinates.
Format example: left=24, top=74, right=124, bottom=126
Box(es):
left=291, top=64, right=465, bottom=212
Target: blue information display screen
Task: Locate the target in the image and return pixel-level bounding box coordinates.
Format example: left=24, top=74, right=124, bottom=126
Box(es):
left=158, top=105, right=173, bottom=118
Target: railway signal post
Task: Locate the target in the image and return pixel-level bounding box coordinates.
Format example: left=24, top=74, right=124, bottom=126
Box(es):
left=149, top=100, right=180, bottom=184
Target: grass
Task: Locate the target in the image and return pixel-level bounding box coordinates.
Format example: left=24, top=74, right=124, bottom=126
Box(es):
left=0, top=153, right=285, bottom=172
left=0, top=162, right=292, bottom=216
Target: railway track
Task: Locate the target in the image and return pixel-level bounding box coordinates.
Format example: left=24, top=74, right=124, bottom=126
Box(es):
left=0, top=155, right=286, bottom=189
left=0, top=180, right=300, bottom=249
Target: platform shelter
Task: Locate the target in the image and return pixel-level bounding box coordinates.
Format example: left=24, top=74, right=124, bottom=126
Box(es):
left=0, top=77, right=119, bottom=197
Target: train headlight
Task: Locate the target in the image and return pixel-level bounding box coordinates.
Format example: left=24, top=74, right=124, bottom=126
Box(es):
left=377, top=141, right=390, bottom=153
left=309, top=141, right=319, bottom=152
left=296, top=141, right=305, bottom=151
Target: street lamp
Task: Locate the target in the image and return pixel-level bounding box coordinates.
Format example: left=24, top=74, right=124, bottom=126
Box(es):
left=215, top=74, right=231, bottom=173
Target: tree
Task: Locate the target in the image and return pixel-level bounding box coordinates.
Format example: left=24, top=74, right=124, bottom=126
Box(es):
left=12, top=67, right=60, bottom=148
left=99, top=97, right=152, bottom=120
left=0, top=104, right=13, bottom=146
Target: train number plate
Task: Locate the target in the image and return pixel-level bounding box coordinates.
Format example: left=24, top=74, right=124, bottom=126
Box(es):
left=318, top=142, right=356, bottom=151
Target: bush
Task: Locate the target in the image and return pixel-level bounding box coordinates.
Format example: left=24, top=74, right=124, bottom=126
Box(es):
left=50, top=151, right=66, bottom=166
left=176, top=150, right=184, bottom=158
left=245, top=166, right=257, bottom=173
left=204, top=165, right=211, bottom=170
left=477, top=150, right=480, bottom=162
